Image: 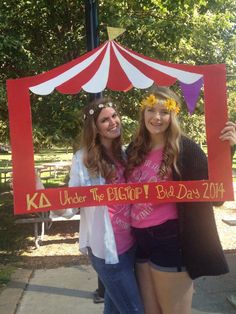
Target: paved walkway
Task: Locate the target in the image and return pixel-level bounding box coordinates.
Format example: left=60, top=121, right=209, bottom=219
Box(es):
left=0, top=254, right=236, bottom=314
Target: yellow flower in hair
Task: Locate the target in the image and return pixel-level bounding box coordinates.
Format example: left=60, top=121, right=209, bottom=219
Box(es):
left=141, top=94, right=180, bottom=114
left=165, top=98, right=180, bottom=114
left=146, top=94, right=157, bottom=106
left=141, top=94, right=158, bottom=109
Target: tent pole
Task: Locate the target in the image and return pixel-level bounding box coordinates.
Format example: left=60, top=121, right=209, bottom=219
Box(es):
left=85, top=0, right=101, bottom=100
left=84, top=2, right=104, bottom=297
left=85, top=0, right=99, bottom=51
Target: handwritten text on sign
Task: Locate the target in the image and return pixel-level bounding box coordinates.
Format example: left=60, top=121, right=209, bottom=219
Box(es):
left=25, top=181, right=226, bottom=212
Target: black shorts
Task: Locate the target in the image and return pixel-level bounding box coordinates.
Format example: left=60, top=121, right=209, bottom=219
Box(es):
left=133, top=219, right=185, bottom=272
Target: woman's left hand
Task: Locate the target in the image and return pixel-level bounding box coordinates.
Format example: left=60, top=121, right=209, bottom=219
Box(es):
left=219, top=121, right=236, bottom=146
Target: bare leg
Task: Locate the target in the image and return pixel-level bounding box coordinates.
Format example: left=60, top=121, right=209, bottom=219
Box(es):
left=136, top=262, right=162, bottom=314
left=150, top=267, right=193, bottom=314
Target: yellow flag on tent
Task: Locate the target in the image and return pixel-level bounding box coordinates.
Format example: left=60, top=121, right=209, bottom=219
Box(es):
left=107, top=27, right=126, bottom=40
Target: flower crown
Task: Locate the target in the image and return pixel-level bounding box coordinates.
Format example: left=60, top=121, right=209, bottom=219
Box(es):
left=84, top=102, right=115, bottom=120
left=141, top=94, right=180, bottom=114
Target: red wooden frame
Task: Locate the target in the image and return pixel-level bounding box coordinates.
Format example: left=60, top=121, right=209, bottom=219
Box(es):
left=7, top=63, right=234, bottom=214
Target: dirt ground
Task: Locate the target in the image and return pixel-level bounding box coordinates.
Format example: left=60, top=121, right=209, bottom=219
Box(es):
left=19, top=220, right=86, bottom=268
left=18, top=204, right=236, bottom=269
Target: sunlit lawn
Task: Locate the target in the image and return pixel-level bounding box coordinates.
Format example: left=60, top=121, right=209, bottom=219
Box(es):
left=0, top=148, right=73, bottom=188
left=1, top=148, right=73, bottom=165
left=0, top=148, right=74, bottom=270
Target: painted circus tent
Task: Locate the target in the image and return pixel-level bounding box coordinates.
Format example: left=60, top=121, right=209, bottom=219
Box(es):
left=6, top=39, right=234, bottom=214
left=29, top=40, right=203, bottom=114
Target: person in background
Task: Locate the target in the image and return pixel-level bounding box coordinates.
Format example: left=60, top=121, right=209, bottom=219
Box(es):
left=93, top=277, right=105, bottom=304
left=59, top=98, right=144, bottom=314
left=125, top=85, right=236, bottom=314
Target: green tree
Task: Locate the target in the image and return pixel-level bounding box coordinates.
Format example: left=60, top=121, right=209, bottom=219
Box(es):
left=0, top=0, right=86, bottom=147
left=0, top=0, right=236, bottom=147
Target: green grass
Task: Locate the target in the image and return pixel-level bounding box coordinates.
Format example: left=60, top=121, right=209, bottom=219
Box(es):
left=34, top=148, right=73, bottom=164
left=0, top=154, right=12, bottom=168
left=0, top=148, right=74, bottom=263
left=0, top=191, right=32, bottom=259
left=0, top=148, right=73, bottom=189
left=1, top=149, right=73, bottom=166
left=0, top=265, right=15, bottom=286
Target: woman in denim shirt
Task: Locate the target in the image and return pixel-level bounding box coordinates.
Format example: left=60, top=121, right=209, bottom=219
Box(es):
left=60, top=98, right=144, bottom=314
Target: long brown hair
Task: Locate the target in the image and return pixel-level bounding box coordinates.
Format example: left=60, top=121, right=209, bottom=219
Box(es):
left=80, top=98, right=125, bottom=180
left=126, top=86, right=182, bottom=179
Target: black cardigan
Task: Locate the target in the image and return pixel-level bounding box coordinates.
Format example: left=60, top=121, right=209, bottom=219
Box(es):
left=173, top=136, right=230, bottom=279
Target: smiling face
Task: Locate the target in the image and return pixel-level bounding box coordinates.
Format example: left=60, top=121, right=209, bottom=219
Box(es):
left=96, top=107, right=121, bottom=145
left=144, top=101, right=171, bottom=141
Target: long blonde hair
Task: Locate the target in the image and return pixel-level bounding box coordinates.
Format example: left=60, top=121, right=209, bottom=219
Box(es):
left=80, top=98, right=125, bottom=180
left=126, top=86, right=182, bottom=179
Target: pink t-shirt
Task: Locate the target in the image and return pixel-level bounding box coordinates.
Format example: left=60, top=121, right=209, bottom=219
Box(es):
left=106, top=163, right=135, bottom=254
left=127, top=148, right=178, bottom=228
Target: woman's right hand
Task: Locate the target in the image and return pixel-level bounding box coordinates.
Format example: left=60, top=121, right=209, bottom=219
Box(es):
left=50, top=208, right=79, bottom=219
left=50, top=209, right=68, bottom=216
left=219, top=121, right=236, bottom=146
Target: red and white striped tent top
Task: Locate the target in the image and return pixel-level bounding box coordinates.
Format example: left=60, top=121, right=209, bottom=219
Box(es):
left=29, top=40, right=204, bottom=113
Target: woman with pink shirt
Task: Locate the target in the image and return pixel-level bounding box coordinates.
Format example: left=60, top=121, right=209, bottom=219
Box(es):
left=126, top=86, right=236, bottom=314
left=65, top=98, right=144, bottom=314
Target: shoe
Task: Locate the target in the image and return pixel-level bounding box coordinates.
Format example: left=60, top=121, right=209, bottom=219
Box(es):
left=93, top=289, right=104, bottom=304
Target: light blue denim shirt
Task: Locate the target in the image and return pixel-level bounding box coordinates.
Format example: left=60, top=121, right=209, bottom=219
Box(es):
left=67, top=149, right=118, bottom=264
